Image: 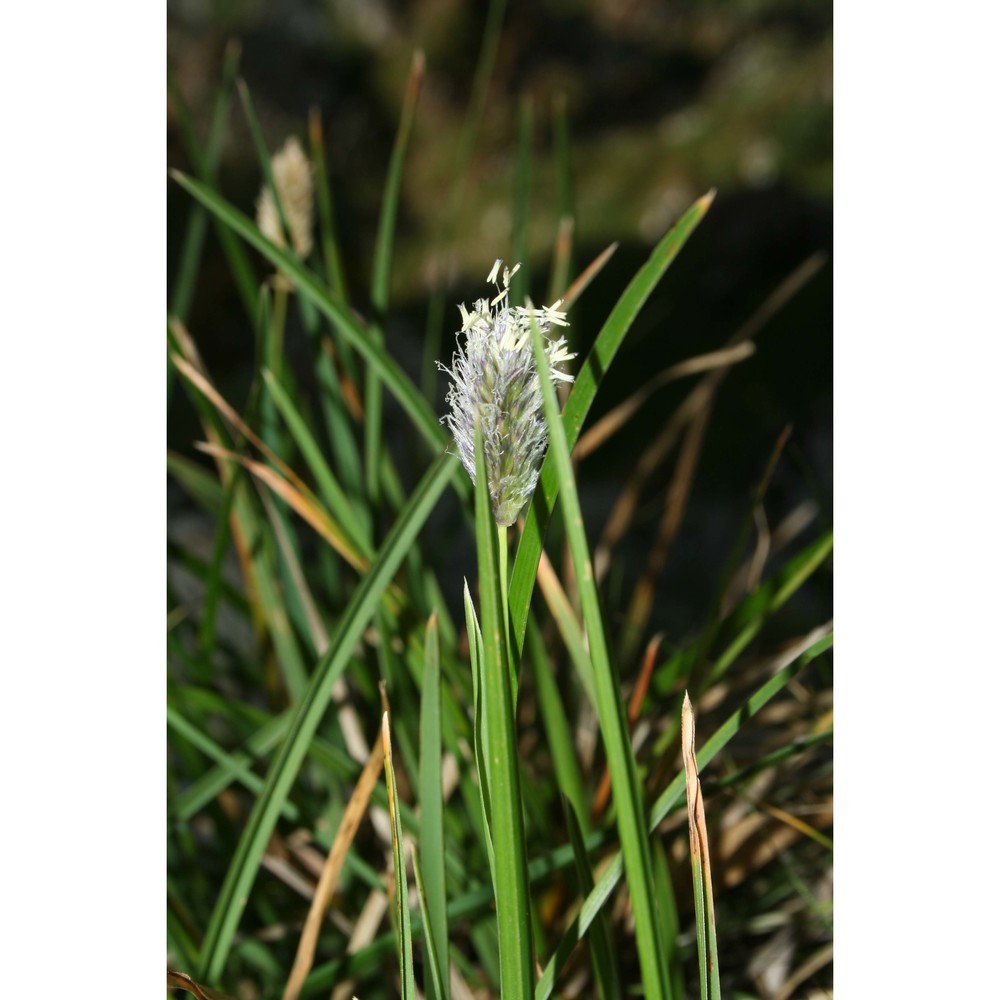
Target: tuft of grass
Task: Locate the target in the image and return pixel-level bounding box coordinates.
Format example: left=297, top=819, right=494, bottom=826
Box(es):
left=168, top=51, right=831, bottom=1000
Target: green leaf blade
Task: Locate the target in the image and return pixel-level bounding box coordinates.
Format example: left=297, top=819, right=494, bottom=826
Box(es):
left=169, top=170, right=450, bottom=460
left=418, top=612, right=450, bottom=1000
left=195, top=452, right=455, bottom=984
left=509, top=192, right=715, bottom=651
left=529, top=320, right=671, bottom=1000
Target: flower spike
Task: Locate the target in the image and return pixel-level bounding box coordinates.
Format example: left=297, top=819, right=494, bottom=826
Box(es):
left=440, top=260, right=575, bottom=526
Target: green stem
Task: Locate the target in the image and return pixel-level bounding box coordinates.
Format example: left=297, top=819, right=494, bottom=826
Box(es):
left=475, top=426, right=534, bottom=999
left=497, top=522, right=515, bottom=702
left=268, top=281, right=287, bottom=381
left=262, top=279, right=288, bottom=455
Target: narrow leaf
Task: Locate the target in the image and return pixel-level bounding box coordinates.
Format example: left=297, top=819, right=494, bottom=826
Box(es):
left=562, top=798, right=619, bottom=1000
left=530, top=319, right=671, bottom=1000
left=170, top=169, right=449, bottom=461
left=418, top=612, right=450, bottom=1000
left=413, top=849, right=449, bottom=1000
left=681, top=694, right=722, bottom=1000
left=383, top=712, right=418, bottom=1000
left=282, top=736, right=383, bottom=1000
left=195, top=452, right=455, bottom=984
left=509, top=193, right=715, bottom=652
left=366, top=51, right=425, bottom=503
left=534, top=631, right=832, bottom=999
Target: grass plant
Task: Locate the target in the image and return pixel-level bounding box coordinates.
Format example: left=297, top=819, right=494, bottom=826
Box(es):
left=168, top=36, right=832, bottom=1000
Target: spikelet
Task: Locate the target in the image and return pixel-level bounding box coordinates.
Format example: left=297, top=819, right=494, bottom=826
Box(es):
left=255, top=136, right=314, bottom=259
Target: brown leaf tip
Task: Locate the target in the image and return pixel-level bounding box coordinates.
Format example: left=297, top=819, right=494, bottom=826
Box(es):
left=381, top=710, right=391, bottom=759
left=681, top=691, right=695, bottom=762
left=697, top=188, right=718, bottom=212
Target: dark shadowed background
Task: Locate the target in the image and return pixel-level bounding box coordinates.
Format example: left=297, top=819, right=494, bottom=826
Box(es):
left=168, top=0, right=831, bottom=638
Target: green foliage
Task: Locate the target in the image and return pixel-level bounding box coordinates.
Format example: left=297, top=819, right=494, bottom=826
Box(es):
left=168, top=42, right=832, bottom=1000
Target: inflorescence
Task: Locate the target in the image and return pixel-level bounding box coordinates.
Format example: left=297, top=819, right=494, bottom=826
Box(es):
left=440, top=260, right=575, bottom=526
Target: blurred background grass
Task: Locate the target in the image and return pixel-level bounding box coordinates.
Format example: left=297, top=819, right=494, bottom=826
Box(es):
left=168, top=0, right=831, bottom=639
